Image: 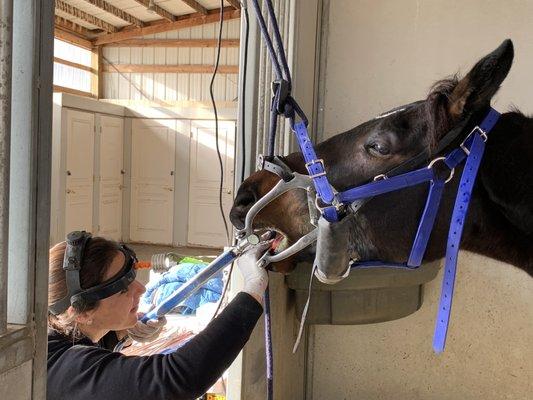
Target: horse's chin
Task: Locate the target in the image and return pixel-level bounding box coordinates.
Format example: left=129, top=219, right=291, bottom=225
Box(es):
left=266, top=228, right=312, bottom=274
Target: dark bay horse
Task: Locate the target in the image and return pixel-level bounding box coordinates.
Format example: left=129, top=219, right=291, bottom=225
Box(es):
left=230, top=39, right=533, bottom=279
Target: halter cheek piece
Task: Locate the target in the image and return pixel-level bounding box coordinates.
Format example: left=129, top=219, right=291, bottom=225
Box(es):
left=48, top=231, right=137, bottom=315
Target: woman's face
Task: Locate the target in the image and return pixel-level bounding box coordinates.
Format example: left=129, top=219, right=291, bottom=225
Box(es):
left=88, top=251, right=146, bottom=332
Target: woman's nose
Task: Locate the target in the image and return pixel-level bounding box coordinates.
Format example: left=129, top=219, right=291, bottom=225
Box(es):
left=133, top=280, right=146, bottom=295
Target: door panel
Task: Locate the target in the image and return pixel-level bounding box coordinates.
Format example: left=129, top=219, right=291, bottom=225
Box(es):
left=188, top=120, right=235, bottom=247
left=98, top=116, right=124, bottom=240
left=65, top=110, right=94, bottom=235
left=130, top=119, right=175, bottom=244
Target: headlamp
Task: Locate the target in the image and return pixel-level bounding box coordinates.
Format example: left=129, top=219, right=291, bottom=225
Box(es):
left=49, top=231, right=137, bottom=315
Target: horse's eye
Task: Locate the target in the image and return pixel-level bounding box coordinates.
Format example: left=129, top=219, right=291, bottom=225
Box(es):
left=366, top=141, right=390, bottom=156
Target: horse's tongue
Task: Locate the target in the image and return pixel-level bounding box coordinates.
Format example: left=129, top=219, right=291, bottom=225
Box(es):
left=271, top=234, right=284, bottom=251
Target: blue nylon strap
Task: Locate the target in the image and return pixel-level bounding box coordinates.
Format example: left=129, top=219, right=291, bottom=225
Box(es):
left=293, top=121, right=336, bottom=204
left=407, top=179, right=446, bottom=267
left=433, top=132, right=488, bottom=353
left=444, top=148, right=466, bottom=169
left=478, top=108, right=501, bottom=134
left=338, top=166, right=435, bottom=203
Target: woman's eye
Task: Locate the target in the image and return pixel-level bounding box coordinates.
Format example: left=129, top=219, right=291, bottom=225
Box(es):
left=366, top=142, right=390, bottom=156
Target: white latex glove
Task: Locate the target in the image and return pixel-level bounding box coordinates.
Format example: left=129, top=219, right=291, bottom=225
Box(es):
left=236, top=241, right=272, bottom=303
left=127, top=313, right=167, bottom=343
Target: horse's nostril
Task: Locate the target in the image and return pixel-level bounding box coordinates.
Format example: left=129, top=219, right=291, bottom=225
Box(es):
left=238, top=191, right=256, bottom=208
left=230, top=189, right=258, bottom=229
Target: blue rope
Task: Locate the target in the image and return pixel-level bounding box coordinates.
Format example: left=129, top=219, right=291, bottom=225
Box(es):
left=264, top=284, right=274, bottom=400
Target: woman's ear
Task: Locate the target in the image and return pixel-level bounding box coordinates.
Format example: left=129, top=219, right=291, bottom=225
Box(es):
left=73, top=307, right=96, bottom=326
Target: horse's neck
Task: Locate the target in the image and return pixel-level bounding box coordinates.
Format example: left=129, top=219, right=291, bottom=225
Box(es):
left=462, top=197, right=533, bottom=276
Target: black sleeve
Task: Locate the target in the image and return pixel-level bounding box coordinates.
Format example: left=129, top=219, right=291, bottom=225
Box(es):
left=47, top=292, right=262, bottom=400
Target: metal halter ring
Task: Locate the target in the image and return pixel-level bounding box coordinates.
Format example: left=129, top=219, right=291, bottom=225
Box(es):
left=427, top=157, right=454, bottom=183
left=373, top=174, right=388, bottom=181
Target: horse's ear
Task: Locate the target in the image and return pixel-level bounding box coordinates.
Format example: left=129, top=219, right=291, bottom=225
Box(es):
left=448, top=39, right=514, bottom=119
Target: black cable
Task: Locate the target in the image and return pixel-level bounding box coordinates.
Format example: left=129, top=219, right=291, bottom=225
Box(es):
left=210, top=1, right=230, bottom=245
left=212, top=0, right=251, bottom=322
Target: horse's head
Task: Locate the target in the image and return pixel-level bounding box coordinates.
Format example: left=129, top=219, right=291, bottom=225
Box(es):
left=230, top=40, right=514, bottom=275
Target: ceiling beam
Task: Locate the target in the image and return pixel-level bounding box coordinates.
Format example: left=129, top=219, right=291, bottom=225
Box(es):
left=55, top=15, right=93, bottom=38
left=225, top=0, right=241, bottom=9
left=180, top=0, right=208, bottom=16
left=55, top=0, right=118, bottom=33
left=103, top=38, right=240, bottom=47
left=81, top=0, right=145, bottom=28
left=54, top=26, right=93, bottom=49
left=93, top=7, right=240, bottom=46
left=132, top=0, right=176, bottom=22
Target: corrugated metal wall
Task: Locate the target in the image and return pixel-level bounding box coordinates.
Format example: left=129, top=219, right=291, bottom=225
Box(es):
left=101, top=19, right=240, bottom=102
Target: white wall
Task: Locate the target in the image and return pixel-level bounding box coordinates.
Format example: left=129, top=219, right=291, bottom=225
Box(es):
left=321, top=0, right=533, bottom=138
left=311, top=1, right=533, bottom=398
left=102, top=20, right=240, bottom=103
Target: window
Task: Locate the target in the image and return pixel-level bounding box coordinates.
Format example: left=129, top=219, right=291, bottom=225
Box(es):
left=53, top=39, right=94, bottom=96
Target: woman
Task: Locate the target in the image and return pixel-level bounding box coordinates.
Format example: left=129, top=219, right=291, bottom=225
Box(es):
left=47, top=231, right=270, bottom=400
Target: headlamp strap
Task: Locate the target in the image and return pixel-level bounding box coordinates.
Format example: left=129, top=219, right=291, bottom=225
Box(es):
left=48, top=231, right=92, bottom=315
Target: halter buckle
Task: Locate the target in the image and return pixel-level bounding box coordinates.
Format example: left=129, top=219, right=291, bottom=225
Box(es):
left=305, top=158, right=326, bottom=179
left=460, top=126, right=488, bottom=155
left=427, top=157, right=455, bottom=183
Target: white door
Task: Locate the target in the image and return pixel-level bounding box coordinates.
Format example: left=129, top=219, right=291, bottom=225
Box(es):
left=130, top=119, right=176, bottom=244
left=98, top=115, right=124, bottom=241
left=188, top=120, right=235, bottom=247
left=65, top=110, right=95, bottom=235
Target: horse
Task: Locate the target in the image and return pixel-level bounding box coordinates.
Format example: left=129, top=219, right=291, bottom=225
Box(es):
left=230, top=39, right=533, bottom=282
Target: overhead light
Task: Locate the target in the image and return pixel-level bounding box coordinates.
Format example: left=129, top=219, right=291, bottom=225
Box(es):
left=147, top=0, right=157, bottom=14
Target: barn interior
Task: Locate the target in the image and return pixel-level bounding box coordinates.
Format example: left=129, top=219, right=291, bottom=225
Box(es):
left=0, top=1, right=531, bottom=399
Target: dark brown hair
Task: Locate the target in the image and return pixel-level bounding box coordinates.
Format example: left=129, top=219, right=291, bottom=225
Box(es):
left=47, top=237, right=122, bottom=337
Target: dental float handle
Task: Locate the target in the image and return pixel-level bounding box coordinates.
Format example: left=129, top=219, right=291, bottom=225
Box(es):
left=140, top=235, right=266, bottom=323
left=141, top=249, right=238, bottom=323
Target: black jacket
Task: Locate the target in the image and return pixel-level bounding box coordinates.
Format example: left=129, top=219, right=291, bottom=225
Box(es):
left=47, top=292, right=262, bottom=400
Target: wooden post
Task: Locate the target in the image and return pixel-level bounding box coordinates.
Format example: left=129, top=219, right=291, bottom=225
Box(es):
left=91, top=46, right=102, bottom=99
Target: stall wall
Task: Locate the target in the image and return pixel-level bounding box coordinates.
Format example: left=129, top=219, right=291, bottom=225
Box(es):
left=102, top=20, right=240, bottom=103
left=311, top=1, right=533, bottom=399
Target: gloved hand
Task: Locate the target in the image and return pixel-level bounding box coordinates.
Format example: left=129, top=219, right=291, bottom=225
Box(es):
left=236, top=241, right=272, bottom=303
left=127, top=314, right=167, bottom=343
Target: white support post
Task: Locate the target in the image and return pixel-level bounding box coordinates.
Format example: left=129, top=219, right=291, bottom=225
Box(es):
left=0, top=0, right=14, bottom=336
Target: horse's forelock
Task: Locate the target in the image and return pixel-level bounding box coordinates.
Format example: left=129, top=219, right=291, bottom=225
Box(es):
left=425, top=75, right=460, bottom=150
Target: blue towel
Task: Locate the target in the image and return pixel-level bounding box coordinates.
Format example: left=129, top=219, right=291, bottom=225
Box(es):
left=141, top=262, right=223, bottom=315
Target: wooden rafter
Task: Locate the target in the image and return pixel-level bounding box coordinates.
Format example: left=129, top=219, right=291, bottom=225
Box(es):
left=81, top=0, right=145, bottom=28
left=93, top=7, right=240, bottom=46
left=225, top=0, right=241, bottom=9
left=55, top=15, right=93, bottom=37
left=53, top=85, right=95, bottom=98
left=132, top=0, right=176, bottom=22
left=103, top=38, right=240, bottom=47
left=55, top=0, right=118, bottom=33
left=102, top=64, right=239, bottom=74
left=180, top=0, right=208, bottom=16
left=54, top=57, right=95, bottom=73
left=54, top=26, right=93, bottom=49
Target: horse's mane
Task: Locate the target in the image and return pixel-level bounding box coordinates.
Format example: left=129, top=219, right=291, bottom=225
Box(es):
left=424, top=75, right=460, bottom=151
